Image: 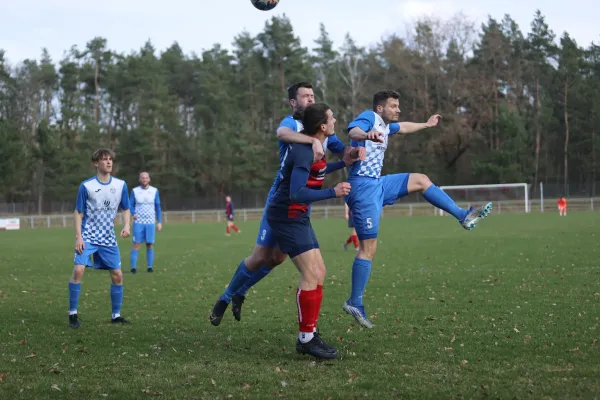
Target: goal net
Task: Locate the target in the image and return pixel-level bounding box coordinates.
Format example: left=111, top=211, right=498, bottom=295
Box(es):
left=438, top=183, right=529, bottom=215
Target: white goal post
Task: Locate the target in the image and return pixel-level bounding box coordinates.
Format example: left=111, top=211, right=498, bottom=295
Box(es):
left=438, top=183, right=529, bottom=215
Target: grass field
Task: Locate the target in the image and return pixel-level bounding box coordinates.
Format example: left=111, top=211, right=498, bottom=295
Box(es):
left=1, top=212, right=599, bottom=399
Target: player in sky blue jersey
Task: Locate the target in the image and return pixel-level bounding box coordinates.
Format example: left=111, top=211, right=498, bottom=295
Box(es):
left=68, top=149, right=132, bottom=328
left=129, top=172, right=162, bottom=274
left=209, top=82, right=365, bottom=326
left=342, top=91, right=493, bottom=328
left=266, top=103, right=359, bottom=359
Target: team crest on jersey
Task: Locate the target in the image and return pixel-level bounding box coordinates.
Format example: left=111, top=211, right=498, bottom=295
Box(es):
left=110, top=187, right=116, bottom=194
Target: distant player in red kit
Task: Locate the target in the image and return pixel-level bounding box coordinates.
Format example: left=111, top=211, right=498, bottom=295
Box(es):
left=343, top=203, right=359, bottom=252
left=225, top=196, right=241, bottom=236
left=557, top=196, right=567, bottom=216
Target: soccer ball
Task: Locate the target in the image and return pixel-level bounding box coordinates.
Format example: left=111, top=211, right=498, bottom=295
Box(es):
left=251, top=0, right=280, bottom=11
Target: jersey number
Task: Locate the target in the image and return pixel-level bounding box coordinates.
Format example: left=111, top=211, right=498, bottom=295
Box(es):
left=366, top=218, right=373, bottom=229
left=260, top=230, right=267, bottom=241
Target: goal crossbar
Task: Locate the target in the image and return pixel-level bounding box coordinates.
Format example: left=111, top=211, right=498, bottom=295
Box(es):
left=439, top=183, right=529, bottom=214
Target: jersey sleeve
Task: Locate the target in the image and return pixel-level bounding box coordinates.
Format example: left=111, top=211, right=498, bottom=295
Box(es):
left=290, top=146, right=336, bottom=203
left=75, top=184, right=88, bottom=213
left=120, top=183, right=130, bottom=211
left=389, top=122, right=401, bottom=136
left=129, top=190, right=136, bottom=214
left=325, top=160, right=346, bottom=174
left=230, top=201, right=235, bottom=216
left=154, top=190, right=162, bottom=223
left=347, top=110, right=375, bottom=134
left=326, top=135, right=346, bottom=155
left=278, top=116, right=297, bottom=133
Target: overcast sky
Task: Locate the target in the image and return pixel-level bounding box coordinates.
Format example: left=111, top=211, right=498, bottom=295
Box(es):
left=1, top=0, right=598, bottom=66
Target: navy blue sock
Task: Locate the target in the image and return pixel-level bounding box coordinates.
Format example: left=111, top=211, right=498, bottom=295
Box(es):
left=349, top=258, right=372, bottom=307
left=237, top=265, right=271, bottom=297
left=110, top=284, right=123, bottom=317
left=423, top=185, right=468, bottom=221
left=219, top=261, right=252, bottom=304
left=69, top=282, right=81, bottom=313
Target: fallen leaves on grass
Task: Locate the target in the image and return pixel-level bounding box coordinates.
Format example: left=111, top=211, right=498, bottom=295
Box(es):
left=25, top=353, right=36, bottom=359
left=275, top=367, right=288, bottom=373
left=0, top=373, right=7, bottom=383
left=51, top=384, right=61, bottom=391
left=142, top=388, right=163, bottom=396
left=242, top=382, right=250, bottom=389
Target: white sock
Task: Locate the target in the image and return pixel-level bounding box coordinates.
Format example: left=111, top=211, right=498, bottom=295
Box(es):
left=69, top=310, right=77, bottom=316
left=112, top=313, right=120, bottom=319
left=299, top=332, right=314, bottom=343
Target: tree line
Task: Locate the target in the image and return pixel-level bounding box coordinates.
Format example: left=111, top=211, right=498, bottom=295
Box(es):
left=0, top=10, right=599, bottom=213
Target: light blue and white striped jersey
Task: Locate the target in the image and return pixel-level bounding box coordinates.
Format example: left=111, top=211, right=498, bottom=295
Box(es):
left=348, top=110, right=401, bottom=179
left=130, top=186, right=162, bottom=225
left=76, top=176, right=129, bottom=247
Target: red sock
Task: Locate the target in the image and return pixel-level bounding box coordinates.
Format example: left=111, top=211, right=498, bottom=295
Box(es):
left=351, top=235, right=359, bottom=249
left=296, top=288, right=319, bottom=333
left=314, top=285, right=324, bottom=328
left=232, top=224, right=239, bottom=232
left=226, top=226, right=230, bottom=234
left=346, top=236, right=353, bottom=244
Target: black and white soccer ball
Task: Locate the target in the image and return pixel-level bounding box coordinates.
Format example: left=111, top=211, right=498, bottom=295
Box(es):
left=251, top=0, right=280, bottom=11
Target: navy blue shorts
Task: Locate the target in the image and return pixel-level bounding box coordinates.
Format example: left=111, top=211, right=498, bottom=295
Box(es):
left=227, top=215, right=234, bottom=222
left=266, top=217, right=319, bottom=258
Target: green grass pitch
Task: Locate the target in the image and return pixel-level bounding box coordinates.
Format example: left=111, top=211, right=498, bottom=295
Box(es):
left=1, top=213, right=599, bottom=399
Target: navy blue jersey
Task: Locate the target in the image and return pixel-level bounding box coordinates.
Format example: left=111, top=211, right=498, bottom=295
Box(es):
left=267, top=142, right=346, bottom=221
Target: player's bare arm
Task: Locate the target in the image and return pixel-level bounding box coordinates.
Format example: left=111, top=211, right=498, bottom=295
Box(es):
left=348, top=127, right=385, bottom=143
left=121, top=209, right=131, bottom=238
left=277, top=126, right=324, bottom=161
left=397, top=114, right=441, bottom=134
left=74, top=210, right=84, bottom=254
left=344, top=146, right=366, bottom=163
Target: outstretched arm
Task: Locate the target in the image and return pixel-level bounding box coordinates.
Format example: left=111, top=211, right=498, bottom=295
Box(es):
left=395, top=114, right=441, bottom=135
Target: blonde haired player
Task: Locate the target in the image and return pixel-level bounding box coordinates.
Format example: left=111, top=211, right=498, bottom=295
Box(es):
left=557, top=196, right=567, bottom=216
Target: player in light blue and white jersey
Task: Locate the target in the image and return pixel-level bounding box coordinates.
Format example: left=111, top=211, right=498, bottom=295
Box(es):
left=129, top=172, right=162, bottom=274
left=342, top=90, right=493, bottom=328
left=68, top=149, right=131, bottom=329
left=209, top=81, right=365, bottom=326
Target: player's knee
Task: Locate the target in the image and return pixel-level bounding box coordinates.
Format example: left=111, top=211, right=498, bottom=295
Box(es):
left=300, top=265, right=320, bottom=286
left=269, top=252, right=287, bottom=268
left=71, top=266, right=85, bottom=282
left=245, top=246, right=270, bottom=270
left=110, top=270, right=123, bottom=284
left=132, top=243, right=141, bottom=250
left=359, top=239, right=378, bottom=259
left=410, top=173, right=433, bottom=192
left=146, top=244, right=153, bottom=249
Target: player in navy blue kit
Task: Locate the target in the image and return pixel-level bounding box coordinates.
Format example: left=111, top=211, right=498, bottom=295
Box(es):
left=267, top=103, right=359, bottom=359
left=209, top=82, right=365, bottom=326
left=342, top=91, right=493, bottom=328
left=224, top=196, right=240, bottom=236
left=68, top=149, right=131, bottom=328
